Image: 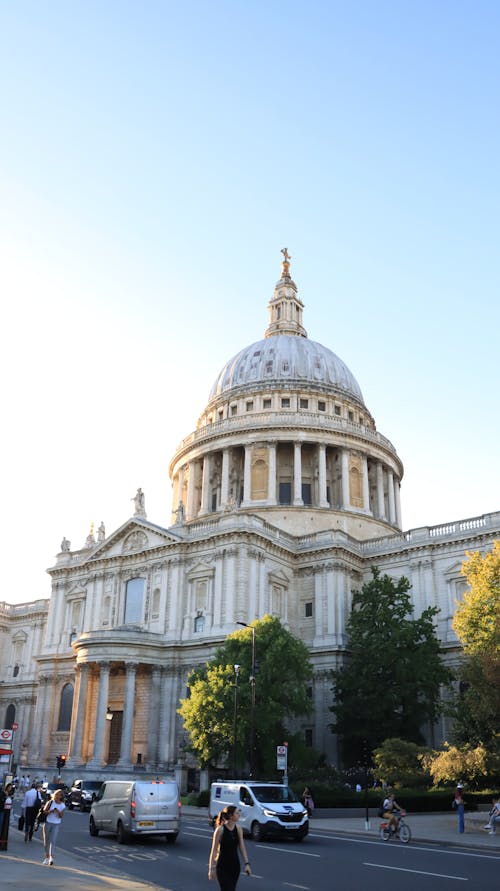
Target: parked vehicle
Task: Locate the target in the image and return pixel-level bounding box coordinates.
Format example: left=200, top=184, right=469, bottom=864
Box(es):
left=209, top=780, right=309, bottom=841
left=41, top=782, right=71, bottom=805
left=90, top=779, right=181, bottom=844
left=68, top=779, right=103, bottom=811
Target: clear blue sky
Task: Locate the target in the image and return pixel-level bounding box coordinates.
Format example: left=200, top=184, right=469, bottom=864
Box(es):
left=1, top=1, right=499, bottom=603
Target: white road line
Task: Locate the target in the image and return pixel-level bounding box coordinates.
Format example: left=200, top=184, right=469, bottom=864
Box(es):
left=311, top=833, right=500, bottom=860
left=178, top=855, right=193, bottom=861
left=364, top=861, right=468, bottom=880
left=255, top=844, right=320, bottom=858
left=283, top=884, right=310, bottom=890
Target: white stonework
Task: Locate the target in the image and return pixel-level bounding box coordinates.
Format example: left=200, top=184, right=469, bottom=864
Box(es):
left=1, top=254, right=499, bottom=780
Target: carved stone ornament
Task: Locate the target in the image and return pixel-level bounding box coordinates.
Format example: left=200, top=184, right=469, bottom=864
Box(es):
left=122, top=530, right=149, bottom=553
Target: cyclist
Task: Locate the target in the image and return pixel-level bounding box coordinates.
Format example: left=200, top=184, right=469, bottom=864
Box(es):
left=382, top=793, right=403, bottom=834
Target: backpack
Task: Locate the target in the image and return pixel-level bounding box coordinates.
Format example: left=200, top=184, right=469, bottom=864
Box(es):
left=377, top=801, right=385, bottom=818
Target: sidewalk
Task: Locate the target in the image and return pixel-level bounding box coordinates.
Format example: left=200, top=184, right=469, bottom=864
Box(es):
left=0, top=821, right=164, bottom=891
left=308, top=808, right=500, bottom=850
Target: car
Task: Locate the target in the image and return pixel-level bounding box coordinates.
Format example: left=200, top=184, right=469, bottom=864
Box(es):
left=68, top=779, right=104, bottom=811
left=41, top=782, right=71, bottom=805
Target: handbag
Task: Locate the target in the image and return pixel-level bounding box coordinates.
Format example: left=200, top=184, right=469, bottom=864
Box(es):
left=18, top=814, right=25, bottom=831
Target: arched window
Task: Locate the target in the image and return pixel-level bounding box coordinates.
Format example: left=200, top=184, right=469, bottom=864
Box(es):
left=58, top=683, right=74, bottom=731
left=5, top=704, right=15, bottom=728
left=124, top=578, right=145, bottom=624
left=194, top=615, right=205, bottom=633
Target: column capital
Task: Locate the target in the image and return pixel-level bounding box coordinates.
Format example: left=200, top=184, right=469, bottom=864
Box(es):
left=125, top=661, right=139, bottom=675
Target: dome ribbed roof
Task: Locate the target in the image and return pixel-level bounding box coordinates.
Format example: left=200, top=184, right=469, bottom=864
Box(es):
left=208, top=334, right=365, bottom=405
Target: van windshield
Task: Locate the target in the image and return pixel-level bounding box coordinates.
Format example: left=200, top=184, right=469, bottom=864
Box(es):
left=251, top=786, right=298, bottom=804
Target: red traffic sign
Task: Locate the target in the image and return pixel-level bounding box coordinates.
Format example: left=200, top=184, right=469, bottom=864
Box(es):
left=11, top=722, right=18, bottom=731
left=0, top=729, right=13, bottom=741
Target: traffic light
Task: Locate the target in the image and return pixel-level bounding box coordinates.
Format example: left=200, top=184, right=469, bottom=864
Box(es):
left=56, top=754, right=67, bottom=770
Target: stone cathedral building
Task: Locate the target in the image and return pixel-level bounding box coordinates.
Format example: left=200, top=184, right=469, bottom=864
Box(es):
left=1, top=251, right=499, bottom=782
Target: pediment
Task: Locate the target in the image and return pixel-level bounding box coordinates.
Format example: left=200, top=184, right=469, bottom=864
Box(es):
left=268, top=568, right=290, bottom=586
left=443, top=561, right=465, bottom=577
left=66, top=584, right=87, bottom=599
left=86, top=519, right=182, bottom=561
left=187, top=560, right=215, bottom=580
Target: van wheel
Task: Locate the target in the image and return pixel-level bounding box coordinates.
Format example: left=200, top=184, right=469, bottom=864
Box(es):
left=117, top=821, right=128, bottom=844
left=251, top=821, right=264, bottom=842
left=89, top=817, right=99, bottom=837
left=165, top=833, right=177, bottom=844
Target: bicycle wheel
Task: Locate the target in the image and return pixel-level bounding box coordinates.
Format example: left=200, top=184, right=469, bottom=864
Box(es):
left=399, top=823, right=411, bottom=844
left=380, top=825, right=391, bottom=841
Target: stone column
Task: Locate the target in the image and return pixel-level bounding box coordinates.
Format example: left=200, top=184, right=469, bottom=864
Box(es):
left=293, top=441, right=303, bottom=505
left=341, top=449, right=350, bottom=508
left=318, top=444, right=328, bottom=507
left=242, top=444, right=252, bottom=504
left=394, top=478, right=402, bottom=528
left=362, top=455, right=370, bottom=512
left=69, top=663, right=89, bottom=765
left=376, top=462, right=385, bottom=518
left=31, top=676, right=50, bottom=762
left=88, top=662, right=111, bottom=767
left=387, top=470, right=396, bottom=524
left=117, top=662, right=137, bottom=767
left=147, top=666, right=162, bottom=766
left=157, top=668, right=170, bottom=766
left=267, top=442, right=277, bottom=505
left=220, top=448, right=230, bottom=507
left=186, top=460, right=196, bottom=521
left=200, top=453, right=212, bottom=514
left=314, top=568, right=323, bottom=643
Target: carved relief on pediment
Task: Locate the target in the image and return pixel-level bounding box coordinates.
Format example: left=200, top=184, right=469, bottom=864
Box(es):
left=122, top=531, right=149, bottom=553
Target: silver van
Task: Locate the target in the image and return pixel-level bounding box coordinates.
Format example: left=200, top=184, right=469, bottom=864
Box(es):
left=90, top=779, right=181, bottom=844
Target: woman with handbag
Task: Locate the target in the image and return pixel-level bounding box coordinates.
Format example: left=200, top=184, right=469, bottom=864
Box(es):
left=42, top=789, right=65, bottom=866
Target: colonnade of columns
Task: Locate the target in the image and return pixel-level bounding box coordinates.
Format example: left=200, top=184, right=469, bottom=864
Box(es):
left=69, top=661, right=180, bottom=770
left=176, top=441, right=402, bottom=526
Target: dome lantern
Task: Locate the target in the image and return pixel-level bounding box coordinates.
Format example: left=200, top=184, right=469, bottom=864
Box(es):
left=265, top=248, right=307, bottom=339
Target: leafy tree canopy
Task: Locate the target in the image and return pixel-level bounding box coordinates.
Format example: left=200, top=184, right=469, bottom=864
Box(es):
left=421, top=742, right=500, bottom=790
left=454, top=541, right=500, bottom=655
left=331, top=568, right=453, bottom=766
left=178, top=615, right=313, bottom=773
left=372, top=737, right=431, bottom=788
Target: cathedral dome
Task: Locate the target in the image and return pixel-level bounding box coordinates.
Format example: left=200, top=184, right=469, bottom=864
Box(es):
left=208, top=334, right=364, bottom=405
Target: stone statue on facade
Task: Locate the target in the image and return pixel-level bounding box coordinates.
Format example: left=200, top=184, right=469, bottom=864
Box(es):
left=85, top=522, right=96, bottom=548
left=97, top=521, right=106, bottom=542
left=281, top=246, right=291, bottom=277
left=174, top=501, right=185, bottom=525
left=132, top=487, right=147, bottom=518
left=60, top=537, right=71, bottom=552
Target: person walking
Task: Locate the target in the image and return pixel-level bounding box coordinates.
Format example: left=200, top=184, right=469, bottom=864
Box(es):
left=22, top=782, right=41, bottom=842
left=42, top=789, right=65, bottom=866
left=208, top=806, right=251, bottom=890
left=303, top=786, right=314, bottom=817
left=453, top=784, right=465, bottom=833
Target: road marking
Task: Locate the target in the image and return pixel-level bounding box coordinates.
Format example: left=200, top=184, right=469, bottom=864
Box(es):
left=255, top=844, right=320, bottom=858
left=178, top=855, right=193, bottom=861
left=311, top=833, right=500, bottom=860
left=283, top=884, right=310, bottom=890
left=364, top=862, right=468, bottom=880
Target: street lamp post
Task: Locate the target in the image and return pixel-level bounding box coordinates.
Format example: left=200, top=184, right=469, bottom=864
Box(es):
left=237, top=621, right=256, bottom=776
left=233, top=664, right=240, bottom=777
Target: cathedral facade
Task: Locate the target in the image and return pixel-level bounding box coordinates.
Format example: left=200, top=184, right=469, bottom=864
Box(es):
left=1, top=252, right=499, bottom=781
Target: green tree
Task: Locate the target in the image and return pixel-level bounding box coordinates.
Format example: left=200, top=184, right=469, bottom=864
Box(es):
left=421, top=742, right=500, bottom=789
left=372, top=738, right=431, bottom=788
left=331, top=568, right=453, bottom=766
left=178, top=615, right=313, bottom=773
left=452, top=542, right=500, bottom=748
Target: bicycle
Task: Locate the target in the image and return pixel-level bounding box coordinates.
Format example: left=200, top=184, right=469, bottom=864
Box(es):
left=380, top=809, right=411, bottom=843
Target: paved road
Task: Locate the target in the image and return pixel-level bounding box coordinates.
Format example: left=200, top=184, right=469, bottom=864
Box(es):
left=3, top=806, right=499, bottom=890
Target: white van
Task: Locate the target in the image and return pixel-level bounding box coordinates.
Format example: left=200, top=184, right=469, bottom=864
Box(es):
left=90, top=779, right=181, bottom=844
left=209, top=781, right=308, bottom=841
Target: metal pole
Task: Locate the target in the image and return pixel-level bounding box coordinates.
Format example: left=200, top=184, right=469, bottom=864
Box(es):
left=237, top=621, right=257, bottom=776
left=233, top=665, right=240, bottom=777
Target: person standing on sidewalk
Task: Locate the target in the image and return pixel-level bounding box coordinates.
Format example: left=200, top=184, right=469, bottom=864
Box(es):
left=22, top=782, right=41, bottom=842
left=452, top=784, right=465, bottom=833
left=208, top=806, right=251, bottom=890
left=42, top=789, right=65, bottom=866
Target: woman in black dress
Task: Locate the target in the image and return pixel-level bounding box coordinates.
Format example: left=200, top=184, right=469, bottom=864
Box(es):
left=208, top=805, right=251, bottom=890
